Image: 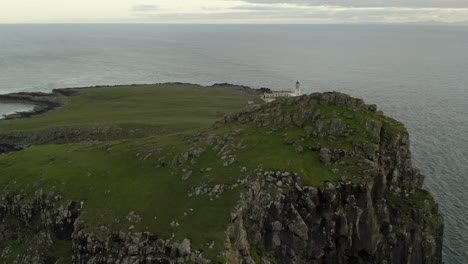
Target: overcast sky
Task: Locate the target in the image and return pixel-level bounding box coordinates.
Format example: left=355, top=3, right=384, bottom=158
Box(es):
left=2, top=0, right=468, bottom=24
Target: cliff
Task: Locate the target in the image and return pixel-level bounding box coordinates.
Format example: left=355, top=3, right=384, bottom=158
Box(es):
left=0, top=84, right=443, bottom=263
left=223, top=93, right=443, bottom=264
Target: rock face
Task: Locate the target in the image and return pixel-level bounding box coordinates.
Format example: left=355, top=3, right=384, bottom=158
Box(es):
left=223, top=93, right=443, bottom=263
left=226, top=174, right=442, bottom=264
left=0, top=190, right=78, bottom=263
left=0, top=190, right=209, bottom=264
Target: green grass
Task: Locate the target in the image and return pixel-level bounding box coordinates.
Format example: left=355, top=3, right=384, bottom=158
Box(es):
left=0, top=133, right=240, bottom=261
left=425, top=214, right=444, bottom=231
left=0, top=122, right=365, bottom=261
left=232, top=126, right=340, bottom=186
left=386, top=188, right=435, bottom=224
left=0, top=84, right=263, bottom=262
left=0, top=84, right=261, bottom=134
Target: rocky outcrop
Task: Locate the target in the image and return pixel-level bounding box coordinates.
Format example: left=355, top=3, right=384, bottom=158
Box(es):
left=0, top=190, right=78, bottom=263
left=72, top=227, right=209, bottom=264
left=0, top=190, right=210, bottom=264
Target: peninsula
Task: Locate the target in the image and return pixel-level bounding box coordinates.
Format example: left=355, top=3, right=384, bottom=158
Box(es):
left=0, top=83, right=443, bottom=263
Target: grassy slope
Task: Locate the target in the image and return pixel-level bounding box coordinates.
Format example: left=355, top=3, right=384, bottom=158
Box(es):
left=0, top=84, right=260, bottom=133
left=0, top=84, right=262, bottom=262
left=0, top=85, right=417, bottom=263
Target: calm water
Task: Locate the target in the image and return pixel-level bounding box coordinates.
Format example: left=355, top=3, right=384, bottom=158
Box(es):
left=0, top=103, right=34, bottom=119
left=0, top=24, right=467, bottom=263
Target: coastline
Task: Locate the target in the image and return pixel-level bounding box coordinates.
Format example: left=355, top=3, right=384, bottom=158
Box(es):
left=0, top=91, right=66, bottom=120
left=0, top=82, right=269, bottom=121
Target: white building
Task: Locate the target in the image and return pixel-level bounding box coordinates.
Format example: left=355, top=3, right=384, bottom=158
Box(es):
left=262, top=81, right=302, bottom=102
left=295, top=81, right=302, bottom=96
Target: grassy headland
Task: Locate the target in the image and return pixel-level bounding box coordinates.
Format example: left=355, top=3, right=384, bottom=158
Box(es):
left=0, top=83, right=438, bottom=263
left=0, top=83, right=261, bottom=134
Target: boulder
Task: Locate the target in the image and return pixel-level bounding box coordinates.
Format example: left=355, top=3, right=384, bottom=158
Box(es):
left=178, top=238, right=191, bottom=256
left=319, top=148, right=332, bottom=165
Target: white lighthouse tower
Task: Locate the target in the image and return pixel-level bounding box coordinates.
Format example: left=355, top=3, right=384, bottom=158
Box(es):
left=295, top=81, right=302, bottom=96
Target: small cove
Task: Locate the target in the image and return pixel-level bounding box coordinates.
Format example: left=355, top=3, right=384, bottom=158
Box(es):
left=0, top=103, right=35, bottom=119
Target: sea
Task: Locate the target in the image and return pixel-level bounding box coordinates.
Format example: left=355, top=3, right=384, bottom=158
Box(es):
left=0, top=24, right=466, bottom=263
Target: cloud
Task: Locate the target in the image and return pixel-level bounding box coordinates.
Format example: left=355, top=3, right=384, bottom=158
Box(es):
left=2, top=0, right=468, bottom=23
left=127, top=1, right=468, bottom=24
left=234, top=0, right=468, bottom=8
left=130, top=3, right=468, bottom=24
left=231, top=5, right=288, bottom=10
left=132, top=5, right=159, bottom=12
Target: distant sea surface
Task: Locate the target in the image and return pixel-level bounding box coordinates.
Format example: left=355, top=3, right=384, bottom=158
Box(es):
left=0, top=24, right=467, bottom=263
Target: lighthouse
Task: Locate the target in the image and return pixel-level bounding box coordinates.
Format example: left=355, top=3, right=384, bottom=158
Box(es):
left=295, top=81, right=301, bottom=96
